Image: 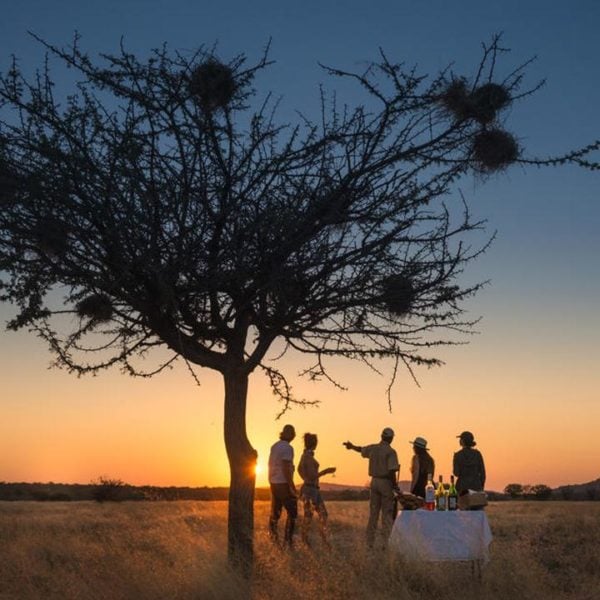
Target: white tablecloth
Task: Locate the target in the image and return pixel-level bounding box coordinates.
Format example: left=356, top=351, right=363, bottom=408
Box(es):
left=389, top=510, right=493, bottom=562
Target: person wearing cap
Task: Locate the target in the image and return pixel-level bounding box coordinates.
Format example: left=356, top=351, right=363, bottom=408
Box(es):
left=409, top=436, right=435, bottom=498
left=343, top=427, right=400, bottom=548
left=268, top=424, right=298, bottom=547
left=453, top=431, right=486, bottom=495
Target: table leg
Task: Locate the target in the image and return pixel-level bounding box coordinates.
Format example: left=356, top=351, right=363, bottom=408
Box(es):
left=470, top=559, right=483, bottom=580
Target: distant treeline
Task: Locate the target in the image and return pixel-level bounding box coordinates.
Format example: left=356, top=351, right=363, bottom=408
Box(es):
left=0, top=481, right=370, bottom=502
left=2, top=479, right=598, bottom=502
left=504, top=481, right=600, bottom=501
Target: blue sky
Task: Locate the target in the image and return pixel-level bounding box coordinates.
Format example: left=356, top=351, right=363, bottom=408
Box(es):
left=0, top=1, right=598, bottom=489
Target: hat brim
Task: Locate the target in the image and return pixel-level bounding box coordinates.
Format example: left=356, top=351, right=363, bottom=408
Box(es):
left=409, top=440, right=429, bottom=450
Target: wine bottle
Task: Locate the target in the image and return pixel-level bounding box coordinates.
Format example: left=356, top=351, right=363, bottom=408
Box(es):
left=425, top=473, right=435, bottom=511
left=435, top=475, right=447, bottom=511
left=448, top=475, right=458, bottom=511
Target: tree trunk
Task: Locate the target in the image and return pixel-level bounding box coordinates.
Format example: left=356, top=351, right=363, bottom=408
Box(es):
left=223, top=369, right=257, bottom=579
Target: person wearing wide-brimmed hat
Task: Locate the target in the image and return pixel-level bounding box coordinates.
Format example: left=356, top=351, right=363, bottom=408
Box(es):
left=343, top=427, right=400, bottom=548
left=409, top=436, right=435, bottom=498
left=453, top=431, right=486, bottom=494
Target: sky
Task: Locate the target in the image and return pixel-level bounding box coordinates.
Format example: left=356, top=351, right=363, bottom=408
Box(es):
left=0, top=1, right=598, bottom=493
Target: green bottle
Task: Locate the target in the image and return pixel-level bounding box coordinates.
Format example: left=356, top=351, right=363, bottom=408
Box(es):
left=448, top=475, right=458, bottom=511
left=435, top=475, right=447, bottom=511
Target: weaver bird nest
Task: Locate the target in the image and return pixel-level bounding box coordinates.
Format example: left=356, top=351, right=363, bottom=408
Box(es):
left=441, top=78, right=472, bottom=121
left=76, top=293, right=114, bottom=323
left=469, top=83, right=511, bottom=124
left=381, top=274, right=415, bottom=316
left=34, top=218, right=69, bottom=258
left=189, top=60, right=237, bottom=110
left=472, top=128, right=520, bottom=172
left=441, top=80, right=511, bottom=125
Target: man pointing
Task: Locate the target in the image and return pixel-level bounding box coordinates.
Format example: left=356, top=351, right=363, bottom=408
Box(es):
left=344, top=427, right=400, bottom=548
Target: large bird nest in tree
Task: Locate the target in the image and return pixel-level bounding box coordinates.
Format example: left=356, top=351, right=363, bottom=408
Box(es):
left=441, top=80, right=511, bottom=125
left=381, top=274, right=415, bottom=316
left=470, top=83, right=511, bottom=124
left=76, top=293, right=114, bottom=323
left=34, top=218, right=69, bottom=258
left=189, top=59, right=237, bottom=111
left=472, top=128, right=520, bottom=172
left=441, top=78, right=472, bottom=122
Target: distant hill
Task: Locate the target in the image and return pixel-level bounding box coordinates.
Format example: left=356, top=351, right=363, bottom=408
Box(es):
left=553, top=478, right=600, bottom=501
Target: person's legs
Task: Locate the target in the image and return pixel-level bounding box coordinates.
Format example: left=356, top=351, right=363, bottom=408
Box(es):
left=366, top=481, right=381, bottom=548
left=301, top=493, right=314, bottom=544
left=269, top=483, right=285, bottom=541
left=314, top=494, right=329, bottom=544
left=380, top=481, right=396, bottom=542
left=283, top=493, right=298, bottom=546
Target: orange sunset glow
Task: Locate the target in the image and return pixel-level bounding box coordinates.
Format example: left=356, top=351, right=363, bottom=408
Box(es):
left=2, top=301, right=599, bottom=494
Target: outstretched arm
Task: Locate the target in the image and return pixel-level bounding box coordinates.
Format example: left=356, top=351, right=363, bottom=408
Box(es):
left=343, top=441, right=362, bottom=453
left=318, top=467, right=336, bottom=477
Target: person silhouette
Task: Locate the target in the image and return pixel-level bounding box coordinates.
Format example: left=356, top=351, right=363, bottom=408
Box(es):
left=453, top=431, right=486, bottom=496
left=409, top=436, right=435, bottom=498
left=268, top=424, right=298, bottom=547
left=344, top=427, right=400, bottom=548
left=298, top=432, right=336, bottom=545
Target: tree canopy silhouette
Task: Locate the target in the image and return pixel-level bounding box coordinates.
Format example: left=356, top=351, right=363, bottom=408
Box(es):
left=0, top=34, right=597, bottom=573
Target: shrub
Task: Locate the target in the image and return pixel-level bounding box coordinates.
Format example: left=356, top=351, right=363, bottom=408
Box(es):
left=504, top=483, right=524, bottom=498
left=531, top=484, right=553, bottom=500
left=91, top=476, right=126, bottom=502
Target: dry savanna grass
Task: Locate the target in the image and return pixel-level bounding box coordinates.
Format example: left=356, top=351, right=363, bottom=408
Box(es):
left=1, top=501, right=599, bottom=600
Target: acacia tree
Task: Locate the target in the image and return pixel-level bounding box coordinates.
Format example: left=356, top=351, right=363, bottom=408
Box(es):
left=0, top=35, right=597, bottom=572
left=504, top=483, right=524, bottom=499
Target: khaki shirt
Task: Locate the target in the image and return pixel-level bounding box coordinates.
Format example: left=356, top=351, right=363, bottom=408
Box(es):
left=361, top=441, right=399, bottom=478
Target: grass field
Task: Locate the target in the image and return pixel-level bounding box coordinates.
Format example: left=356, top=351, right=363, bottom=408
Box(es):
left=1, top=500, right=599, bottom=600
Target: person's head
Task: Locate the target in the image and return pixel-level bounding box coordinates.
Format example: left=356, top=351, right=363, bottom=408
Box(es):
left=304, top=432, right=318, bottom=450
left=457, top=431, right=476, bottom=447
left=381, top=427, right=394, bottom=443
left=280, top=424, right=296, bottom=442
left=410, top=436, right=429, bottom=455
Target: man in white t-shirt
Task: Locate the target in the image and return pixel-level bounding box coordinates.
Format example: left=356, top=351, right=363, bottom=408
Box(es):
left=268, top=424, right=297, bottom=547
